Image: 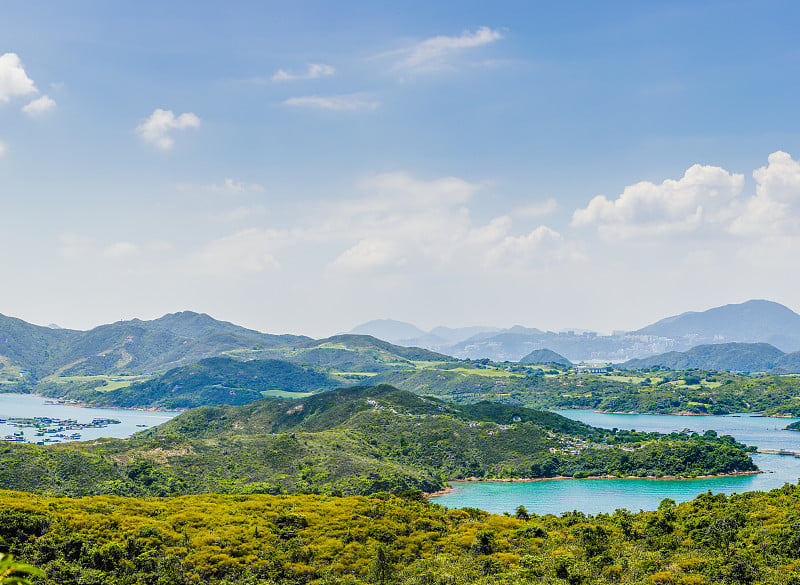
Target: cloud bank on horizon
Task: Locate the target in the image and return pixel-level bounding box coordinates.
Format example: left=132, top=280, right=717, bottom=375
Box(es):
left=1, top=1, right=800, bottom=336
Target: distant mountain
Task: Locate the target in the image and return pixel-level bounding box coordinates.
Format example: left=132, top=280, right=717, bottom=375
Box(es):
left=520, top=349, right=572, bottom=366
left=348, top=319, right=499, bottom=349
left=123, top=311, right=270, bottom=340
left=352, top=300, right=800, bottom=362
left=621, top=342, right=787, bottom=372
left=428, top=325, right=501, bottom=343
left=348, top=319, right=426, bottom=344
left=0, top=310, right=309, bottom=380
left=773, top=351, right=800, bottom=374
left=275, top=334, right=451, bottom=372
left=635, top=300, right=800, bottom=352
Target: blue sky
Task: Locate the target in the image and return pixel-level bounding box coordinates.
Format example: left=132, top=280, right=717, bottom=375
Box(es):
left=2, top=0, right=800, bottom=336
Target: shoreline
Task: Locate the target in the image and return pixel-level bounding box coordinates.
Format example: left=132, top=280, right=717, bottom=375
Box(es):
left=0, top=391, right=185, bottom=414
left=594, top=409, right=798, bottom=419
left=425, top=469, right=762, bottom=498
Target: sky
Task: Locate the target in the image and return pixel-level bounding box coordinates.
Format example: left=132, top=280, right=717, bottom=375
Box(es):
left=2, top=0, right=800, bottom=337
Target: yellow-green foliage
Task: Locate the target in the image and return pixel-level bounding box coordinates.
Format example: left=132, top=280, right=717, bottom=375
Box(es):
left=5, top=482, right=800, bottom=584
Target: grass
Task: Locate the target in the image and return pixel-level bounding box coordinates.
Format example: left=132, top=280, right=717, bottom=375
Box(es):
left=604, top=375, right=648, bottom=383
left=47, top=374, right=151, bottom=392
left=260, top=389, right=315, bottom=399
left=442, top=367, right=521, bottom=378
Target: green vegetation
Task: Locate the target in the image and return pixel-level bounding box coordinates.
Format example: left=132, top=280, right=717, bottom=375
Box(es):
left=5, top=481, right=800, bottom=584
left=37, top=358, right=343, bottom=409
left=0, top=386, right=755, bottom=497
left=0, top=553, right=43, bottom=585
left=621, top=342, right=788, bottom=372
left=368, top=363, right=800, bottom=416
left=237, top=334, right=451, bottom=373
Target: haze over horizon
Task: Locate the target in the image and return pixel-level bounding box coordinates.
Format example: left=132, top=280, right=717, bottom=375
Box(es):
left=3, top=1, right=800, bottom=338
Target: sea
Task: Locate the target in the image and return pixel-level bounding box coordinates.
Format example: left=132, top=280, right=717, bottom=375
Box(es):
left=430, top=410, right=800, bottom=515
left=0, top=392, right=179, bottom=443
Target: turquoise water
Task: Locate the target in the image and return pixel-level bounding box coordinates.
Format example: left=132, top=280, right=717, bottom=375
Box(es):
left=0, top=393, right=179, bottom=443
left=430, top=411, right=800, bottom=515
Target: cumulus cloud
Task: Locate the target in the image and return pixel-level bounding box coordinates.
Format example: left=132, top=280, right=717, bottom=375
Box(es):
left=730, top=151, right=800, bottom=237
left=485, top=226, right=584, bottom=268
left=283, top=94, right=380, bottom=111
left=136, top=108, right=201, bottom=149
left=572, top=164, right=745, bottom=238
left=22, top=95, right=56, bottom=117
left=324, top=171, right=573, bottom=273
left=329, top=238, right=405, bottom=272
left=192, top=228, right=283, bottom=276
left=271, top=63, right=335, bottom=82
left=385, top=26, right=504, bottom=73
left=0, top=53, right=37, bottom=102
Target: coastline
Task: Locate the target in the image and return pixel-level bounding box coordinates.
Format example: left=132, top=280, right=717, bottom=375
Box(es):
left=425, top=469, right=762, bottom=498
left=0, top=391, right=184, bottom=413
left=595, top=409, right=799, bottom=419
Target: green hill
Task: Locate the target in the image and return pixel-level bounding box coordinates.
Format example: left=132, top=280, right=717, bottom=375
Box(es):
left=56, top=357, right=343, bottom=409
left=519, top=348, right=572, bottom=366
left=250, top=334, right=452, bottom=373
left=0, top=311, right=309, bottom=384
left=0, top=385, right=756, bottom=498
left=621, top=342, right=786, bottom=372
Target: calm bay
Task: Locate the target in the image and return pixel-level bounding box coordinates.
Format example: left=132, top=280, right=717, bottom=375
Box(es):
left=430, top=411, right=800, bottom=515
left=0, top=393, right=179, bottom=443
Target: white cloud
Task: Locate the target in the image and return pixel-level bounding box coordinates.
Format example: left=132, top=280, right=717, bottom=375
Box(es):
left=136, top=108, right=201, bottom=150
left=484, top=226, right=584, bottom=268
left=513, top=198, right=558, bottom=218
left=730, top=151, right=800, bottom=237
left=330, top=238, right=405, bottom=272
left=0, top=53, right=37, bottom=103
left=0, top=141, right=6, bottom=157
left=386, top=26, right=504, bottom=73
left=572, top=164, right=745, bottom=238
left=324, top=171, right=573, bottom=272
left=206, top=178, right=265, bottom=195
left=103, top=242, right=139, bottom=259
left=283, top=94, right=380, bottom=111
left=192, top=228, right=283, bottom=275
left=220, top=205, right=267, bottom=222
left=22, top=95, right=56, bottom=117
left=271, top=63, right=335, bottom=82
left=357, top=171, right=478, bottom=207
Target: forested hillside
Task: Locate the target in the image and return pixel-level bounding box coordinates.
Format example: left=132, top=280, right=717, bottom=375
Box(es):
left=4, top=481, right=800, bottom=584
left=40, top=357, right=343, bottom=409
left=0, top=386, right=755, bottom=498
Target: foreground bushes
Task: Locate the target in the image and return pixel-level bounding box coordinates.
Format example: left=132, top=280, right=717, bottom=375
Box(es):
left=4, top=482, right=800, bottom=584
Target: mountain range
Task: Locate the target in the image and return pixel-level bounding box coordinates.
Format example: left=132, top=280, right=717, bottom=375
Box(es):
left=0, top=310, right=307, bottom=381
left=350, top=300, right=800, bottom=362
left=620, top=342, right=800, bottom=373
left=3, top=299, right=800, bottom=392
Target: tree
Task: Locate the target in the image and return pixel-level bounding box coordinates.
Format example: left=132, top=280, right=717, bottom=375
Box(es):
left=0, top=554, right=43, bottom=585
left=369, top=544, right=395, bottom=585
left=515, top=505, right=530, bottom=521
left=707, top=517, right=739, bottom=553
